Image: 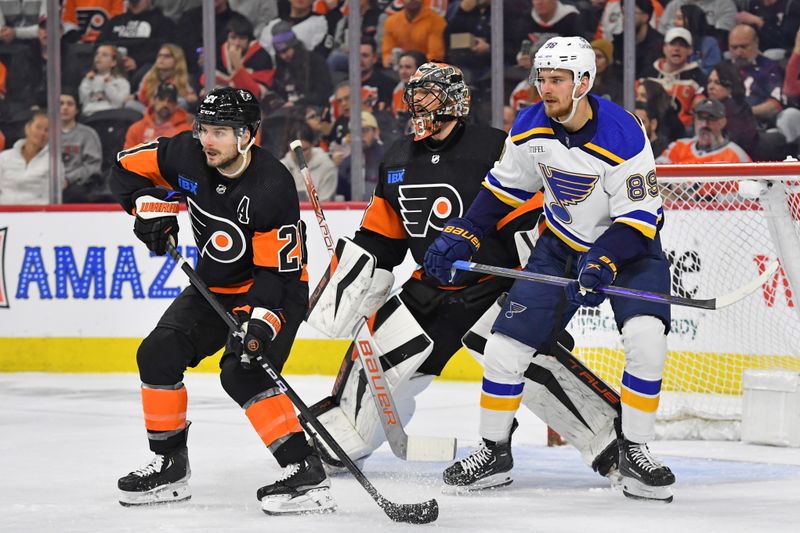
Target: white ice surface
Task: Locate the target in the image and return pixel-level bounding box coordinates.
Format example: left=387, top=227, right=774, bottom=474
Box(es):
left=2, top=373, right=800, bottom=533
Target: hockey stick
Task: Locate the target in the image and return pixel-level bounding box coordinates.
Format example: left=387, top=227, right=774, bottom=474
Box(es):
left=291, top=140, right=456, bottom=462
left=166, top=239, right=438, bottom=524
left=452, top=260, right=780, bottom=310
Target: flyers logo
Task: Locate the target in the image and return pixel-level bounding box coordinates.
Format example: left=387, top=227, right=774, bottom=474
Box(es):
left=398, top=184, right=463, bottom=237
left=187, top=198, right=246, bottom=264
left=0, top=227, right=8, bottom=308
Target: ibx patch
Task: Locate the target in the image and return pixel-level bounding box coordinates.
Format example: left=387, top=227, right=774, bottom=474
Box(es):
left=178, top=175, right=199, bottom=195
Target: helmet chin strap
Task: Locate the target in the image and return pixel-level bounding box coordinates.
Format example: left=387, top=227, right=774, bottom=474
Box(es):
left=218, top=131, right=255, bottom=178
left=552, top=83, right=585, bottom=125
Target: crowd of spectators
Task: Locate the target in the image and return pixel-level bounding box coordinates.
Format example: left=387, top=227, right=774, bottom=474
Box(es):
left=2, top=0, right=800, bottom=205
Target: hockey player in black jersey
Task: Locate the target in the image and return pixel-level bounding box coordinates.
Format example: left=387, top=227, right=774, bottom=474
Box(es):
left=305, top=63, right=622, bottom=490
left=111, top=87, right=335, bottom=515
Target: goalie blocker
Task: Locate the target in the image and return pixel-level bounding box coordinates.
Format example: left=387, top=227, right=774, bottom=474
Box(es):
left=463, top=293, right=621, bottom=481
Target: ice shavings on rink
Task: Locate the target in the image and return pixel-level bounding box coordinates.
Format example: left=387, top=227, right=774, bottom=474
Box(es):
left=2, top=373, right=800, bottom=533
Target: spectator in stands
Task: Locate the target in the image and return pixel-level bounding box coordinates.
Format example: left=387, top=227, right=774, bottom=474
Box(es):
left=659, top=0, right=738, bottom=43
left=327, top=0, right=382, bottom=75
left=200, top=15, right=275, bottom=101
left=123, top=82, right=192, bottom=149
left=228, top=0, right=278, bottom=37
left=325, top=81, right=353, bottom=165
left=176, top=0, right=244, bottom=75
left=303, top=104, right=326, bottom=148
left=62, top=0, right=125, bottom=43
left=783, top=29, right=800, bottom=102
left=735, top=0, right=800, bottom=56
left=445, top=0, right=492, bottom=82
left=360, top=36, right=396, bottom=111
left=636, top=77, right=687, bottom=142
left=0, top=57, right=6, bottom=100
left=260, top=0, right=333, bottom=59
left=79, top=43, right=131, bottom=116
left=391, top=50, right=427, bottom=132
left=0, top=0, right=46, bottom=43
left=509, top=0, right=585, bottom=66
left=153, top=0, right=200, bottom=23
left=60, top=91, right=103, bottom=203
left=706, top=62, right=760, bottom=156
left=674, top=3, right=722, bottom=75
left=97, top=0, right=176, bottom=77
left=135, top=43, right=197, bottom=111
left=0, top=109, right=51, bottom=205
left=612, top=0, right=664, bottom=79
left=635, top=101, right=671, bottom=158
left=281, top=122, right=337, bottom=201
left=643, top=26, right=706, bottom=128
left=590, top=39, right=622, bottom=104
left=381, top=0, right=446, bottom=68
left=337, top=111, right=385, bottom=200
left=728, top=24, right=785, bottom=123
left=657, top=98, right=751, bottom=200
left=270, top=21, right=333, bottom=107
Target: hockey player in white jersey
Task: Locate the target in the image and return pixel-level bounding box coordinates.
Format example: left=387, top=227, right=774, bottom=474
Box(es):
left=424, top=36, right=676, bottom=502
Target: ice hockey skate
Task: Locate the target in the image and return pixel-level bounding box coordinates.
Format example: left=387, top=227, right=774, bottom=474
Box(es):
left=118, top=447, right=191, bottom=506
left=257, top=454, right=337, bottom=515
left=618, top=437, right=675, bottom=503
left=592, top=438, right=622, bottom=487
left=443, top=419, right=517, bottom=493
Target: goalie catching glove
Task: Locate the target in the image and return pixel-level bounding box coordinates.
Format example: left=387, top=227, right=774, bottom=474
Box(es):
left=232, top=306, right=284, bottom=368
left=132, top=187, right=181, bottom=256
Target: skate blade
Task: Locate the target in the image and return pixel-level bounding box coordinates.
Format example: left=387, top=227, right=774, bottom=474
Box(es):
left=605, top=468, right=623, bottom=489
left=442, top=473, right=513, bottom=495
left=621, top=477, right=673, bottom=503
left=119, top=480, right=191, bottom=507
left=261, top=487, right=338, bottom=515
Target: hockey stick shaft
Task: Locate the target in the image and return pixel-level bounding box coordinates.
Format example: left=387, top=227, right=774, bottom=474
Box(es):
left=166, top=240, right=438, bottom=524
left=292, top=139, right=456, bottom=462
left=453, top=260, right=780, bottom=310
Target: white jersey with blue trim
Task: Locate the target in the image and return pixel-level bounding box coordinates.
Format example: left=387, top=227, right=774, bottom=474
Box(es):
left=483, top=95, right=663, bottom=252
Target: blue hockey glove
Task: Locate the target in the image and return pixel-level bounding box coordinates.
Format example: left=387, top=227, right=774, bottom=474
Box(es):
left=423, top=217, right=483, bottom=285
left=565, top=247, right=617, bottom=307
left=132, top=187, right=181, bottom=256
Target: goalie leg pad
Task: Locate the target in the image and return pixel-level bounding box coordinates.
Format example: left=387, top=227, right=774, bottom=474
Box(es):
left=464, top=295, right=619, bottom=469
left=311, top=296, right=433, bottom=462
left=306, top=237, right=394, bottom=338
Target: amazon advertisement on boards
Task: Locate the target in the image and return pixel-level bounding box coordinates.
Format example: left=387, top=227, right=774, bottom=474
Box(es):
left=0, top=208, right=415, bottom=339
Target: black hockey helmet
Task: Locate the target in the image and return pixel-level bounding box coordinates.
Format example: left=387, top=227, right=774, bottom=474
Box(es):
left=195, top=87, right=262, bottom=137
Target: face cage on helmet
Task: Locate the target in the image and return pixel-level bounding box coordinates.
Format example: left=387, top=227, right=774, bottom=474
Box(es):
left=403, top=80, right=467, bottom=141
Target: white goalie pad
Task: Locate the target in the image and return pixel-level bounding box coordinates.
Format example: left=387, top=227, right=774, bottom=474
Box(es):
left=463, top=296, right=618, bottom=467
left=314, top=295, right=434, bottom=461
left=306, top=238, right=394, bottom=338
left=513, top=213, right=544, bottom=267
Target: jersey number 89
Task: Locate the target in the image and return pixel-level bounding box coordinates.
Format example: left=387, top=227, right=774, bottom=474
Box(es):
left=626, top=170, right=658, bottom=201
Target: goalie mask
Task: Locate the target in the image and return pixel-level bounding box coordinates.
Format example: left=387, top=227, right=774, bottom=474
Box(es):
left=403, top=62, right=470, bottom=141
left=530, top=36, right=596, bottom=124
left=194, top=87, right=262, bottom=166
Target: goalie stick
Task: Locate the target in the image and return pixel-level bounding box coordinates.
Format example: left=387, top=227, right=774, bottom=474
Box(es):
left=291, top=140, right=456, bottom=462
left=452, top=260, right=780, bottom=310
left=166, top=239, right=438, bottom=524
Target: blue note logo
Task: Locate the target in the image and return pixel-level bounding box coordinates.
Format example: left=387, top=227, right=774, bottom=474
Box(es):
left=504, top=301, right=527, bottom=319
left=539, top=164, right=598, bottom=224
left=178, top=175, right=199, bottom=195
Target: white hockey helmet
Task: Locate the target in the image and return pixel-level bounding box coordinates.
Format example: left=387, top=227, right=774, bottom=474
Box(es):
left=531, top=36, right=596, bottom=122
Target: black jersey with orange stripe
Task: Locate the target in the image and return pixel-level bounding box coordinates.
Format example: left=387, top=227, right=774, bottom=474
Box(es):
left=110, top=131, right=308, bottom=311
left=354, top=121, right=543, bottom=288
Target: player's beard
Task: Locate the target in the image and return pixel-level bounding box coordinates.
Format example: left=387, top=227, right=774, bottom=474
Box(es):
left=205, top=148, right=240, bottom=170
left=543, top=98, right=573, bottom=121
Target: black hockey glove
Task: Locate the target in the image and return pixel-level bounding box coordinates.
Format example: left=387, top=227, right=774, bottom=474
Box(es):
left=233, top=307, right=284, bottom=369
left=132, top=187, right=181, bottom=256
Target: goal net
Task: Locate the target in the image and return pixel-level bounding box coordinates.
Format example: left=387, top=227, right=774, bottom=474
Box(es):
left=567, top=163, right=800, bottom=440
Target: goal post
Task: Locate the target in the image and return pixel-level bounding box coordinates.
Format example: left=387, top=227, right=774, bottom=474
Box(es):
left=568, top=162, right=800, bottom=440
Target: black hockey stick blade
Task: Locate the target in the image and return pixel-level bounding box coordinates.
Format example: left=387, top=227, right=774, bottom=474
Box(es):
left=166, top=239, right=439, bottom=524
left=453, top=260, right=780, bottom=310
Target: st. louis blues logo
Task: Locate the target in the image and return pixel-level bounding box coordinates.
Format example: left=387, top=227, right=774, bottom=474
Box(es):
left=186, top=198, right=246, bottom=263
left=398, top=184, right=463, bottom=237
left=0, top=227, right=8, bottom=309
left=539, top=164, right=599, bottom=224
left=504, top=301, right=527, bottom=319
